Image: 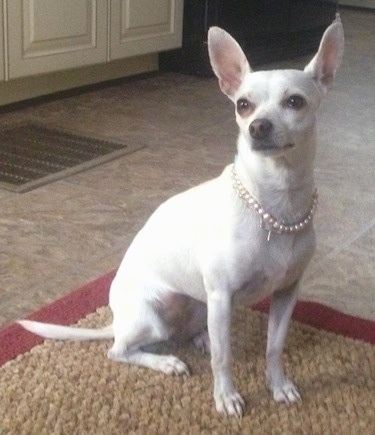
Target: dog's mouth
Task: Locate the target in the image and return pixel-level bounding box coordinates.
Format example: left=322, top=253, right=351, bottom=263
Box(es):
left=253, top=141, right=295, bottom=154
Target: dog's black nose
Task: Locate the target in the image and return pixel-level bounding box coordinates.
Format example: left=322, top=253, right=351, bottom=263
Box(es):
left=249, top=119, right=273, bottom=140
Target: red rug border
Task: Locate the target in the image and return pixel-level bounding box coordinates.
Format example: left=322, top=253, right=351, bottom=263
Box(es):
left=0, top=270, right=115, bottom=367
left=1, top=269, right=374, bottom=367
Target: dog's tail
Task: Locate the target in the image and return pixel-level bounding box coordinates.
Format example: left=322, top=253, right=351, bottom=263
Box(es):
left=17, top=320, right=114, bottom=341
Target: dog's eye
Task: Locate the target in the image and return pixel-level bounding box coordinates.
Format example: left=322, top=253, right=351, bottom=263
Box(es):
left=236, top=99, right=252, bottom=114
left=285, top=95, right=306, bottom=110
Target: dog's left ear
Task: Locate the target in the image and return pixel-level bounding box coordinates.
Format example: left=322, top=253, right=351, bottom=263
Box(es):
left=208, top=27, right=251, bottom=99
left=304, top=14, right=344, bottom=95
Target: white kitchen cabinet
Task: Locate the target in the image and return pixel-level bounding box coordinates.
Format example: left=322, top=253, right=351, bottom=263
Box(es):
left=110, top=0, right=183, bottom=60
left=4, top=0, right=183, bottom=80
left=6, top=0, right=108, bottom=79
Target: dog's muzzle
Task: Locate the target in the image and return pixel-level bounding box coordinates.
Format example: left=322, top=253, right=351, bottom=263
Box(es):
left=250, top=118, right=275, bottom=151
left=250, top=118, right=293, bottom=152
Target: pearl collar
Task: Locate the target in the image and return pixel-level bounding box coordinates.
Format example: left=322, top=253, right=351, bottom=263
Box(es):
left=231, top=165, right=318, bottom=240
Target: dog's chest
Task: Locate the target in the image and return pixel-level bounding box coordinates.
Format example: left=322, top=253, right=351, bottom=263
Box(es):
left=231, top=230, right=314, bottom=303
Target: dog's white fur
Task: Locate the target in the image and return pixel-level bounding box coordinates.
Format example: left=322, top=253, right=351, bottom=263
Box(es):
left=18, top=16, right=344, bottom=418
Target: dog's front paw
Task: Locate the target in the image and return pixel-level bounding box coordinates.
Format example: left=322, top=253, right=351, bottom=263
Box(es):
left=271, top=379, right=301, bottom=404
left=215, top=390, right=245, bottom=418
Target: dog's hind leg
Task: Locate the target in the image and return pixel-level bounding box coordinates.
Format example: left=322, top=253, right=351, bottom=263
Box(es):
left=108, top=347, right=189, bottom=375
left=266, top=282, right=301, bottom=404
left=107, top=305, right=190, bottom=376
left=193, top=330, right=211, bottom=355
left=108, top=346, right=190, bottom=375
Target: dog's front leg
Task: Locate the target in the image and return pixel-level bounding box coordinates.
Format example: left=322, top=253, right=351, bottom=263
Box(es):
left=266, top=282, right=301, bottom=404
left=207, top=291, right=244, bottom=418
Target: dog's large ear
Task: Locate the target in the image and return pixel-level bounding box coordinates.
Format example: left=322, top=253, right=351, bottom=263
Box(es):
left=208, top=27, right=251, bottom=99
left=304, top=14, right=344, bottom=95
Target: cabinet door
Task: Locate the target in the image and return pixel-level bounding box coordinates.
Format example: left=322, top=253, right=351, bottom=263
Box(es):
left=110, top=0, right=183, bottom=60
left=7, top=0, right=108, bottom=79
left=0, top=1, right=4, bottom=81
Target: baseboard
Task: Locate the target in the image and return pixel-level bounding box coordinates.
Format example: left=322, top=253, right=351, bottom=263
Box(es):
left=340, top=0, right=375, bottom=9
left=0, top=54, right=158, bottom=107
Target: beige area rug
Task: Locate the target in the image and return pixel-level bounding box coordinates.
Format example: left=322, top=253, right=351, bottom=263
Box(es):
left=1, top=304, right=374, bottom=434
left=0, top=123, right=144, bottom=193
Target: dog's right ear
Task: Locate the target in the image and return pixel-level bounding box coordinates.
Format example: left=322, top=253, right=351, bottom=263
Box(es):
left=208, top=27, right=251, bottom=99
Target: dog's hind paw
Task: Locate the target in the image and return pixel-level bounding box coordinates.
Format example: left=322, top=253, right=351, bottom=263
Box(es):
left=158, top=355, right=190, bottom=376
left=272, top=379, right=301, bottom=404
left=193, top=330, right=211, bottom=354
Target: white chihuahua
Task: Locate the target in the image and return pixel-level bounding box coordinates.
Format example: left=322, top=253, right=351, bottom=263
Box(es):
left=19, top=16, right=344, bottom=418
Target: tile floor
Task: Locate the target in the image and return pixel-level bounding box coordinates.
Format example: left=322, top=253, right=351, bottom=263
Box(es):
left=0, top=8, right=374, bottom=328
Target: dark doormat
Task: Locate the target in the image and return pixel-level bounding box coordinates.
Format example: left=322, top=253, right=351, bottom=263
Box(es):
left=0, top=122, right=144, bottom=193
